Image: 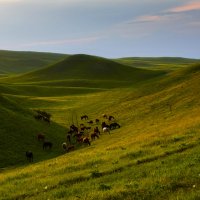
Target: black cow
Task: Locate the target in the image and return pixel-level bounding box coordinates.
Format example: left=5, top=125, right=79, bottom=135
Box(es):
left=43, top=141, right=53, bottom=150
left=110, top=122, right=120, bottom=130
left=26, top=151, right=33, bottom=162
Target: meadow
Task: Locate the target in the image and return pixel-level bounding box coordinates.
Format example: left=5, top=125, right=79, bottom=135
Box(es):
left=0, top=52, right=200, bottom=199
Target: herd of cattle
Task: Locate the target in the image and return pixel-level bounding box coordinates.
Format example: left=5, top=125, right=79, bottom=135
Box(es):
left=25, top=114, right=121, bottom=162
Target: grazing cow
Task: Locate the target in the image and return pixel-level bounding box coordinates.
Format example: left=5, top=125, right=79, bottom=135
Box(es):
left=101, top=122, right=106, bottom=129
left=83, top=137, right=91, bottom=146
left=103, top=127, right=110, bottom=134
left=95, top=119, right=100, bottom=124
left=87, top=120, right=93, bottom=124
left=85, top=127, right=91, bottom=131
left=34, top=114, right=50, bottom=124
left=62, top=143, right=74, bottom=152
left=43, top=117, right=50, bottom=124
left=67, top=145, right=75, bottom=152
left=74, top=132, right=84, bottom=143
left=80, top=126, right=86, bottom=131
left=101, top=122, right=109, bottom=129
left=62, top=142, right=67, bottom=151
left=81, top=115, right=88, bottom=120
left=110, top=122, right=121, bottom=130
left=26, top=151, right=33, bottom=162
left=37, top=133, right=45, bottom=141
left=66, top=133, right=71, bottom=143
left=77, top=137, right=83, bottom=143
left=102, top=114, right=108, bottom=119
left=34, top=114, right=43, bottom=120
left=91, top=132, right=99, bottom=140
left=74, top=132, right=84, bottom=138
left=94, top=127, right=100, bottom=135
left=108, top=116, right=114, bottom=121
left=70, top=124, right=78, bottom=133
left=43, top=141, right=53, bottom=150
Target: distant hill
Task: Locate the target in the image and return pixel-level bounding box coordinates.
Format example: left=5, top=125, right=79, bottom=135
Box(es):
left=0, top=50, right=67, bottom=74
left=115, top=57, right=200, bottom=71
left=7, top=54, right=165, bottom=84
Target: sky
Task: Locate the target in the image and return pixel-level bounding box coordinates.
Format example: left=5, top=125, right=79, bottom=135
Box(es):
left=0, top=0, right=199, bottom=58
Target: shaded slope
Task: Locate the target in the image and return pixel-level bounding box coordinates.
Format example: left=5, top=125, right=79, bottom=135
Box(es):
left=9, top=54, right=164, bottom=82
left=0, top=50, right=67, bottom=74
left=0, top=94, right=66, bottom=168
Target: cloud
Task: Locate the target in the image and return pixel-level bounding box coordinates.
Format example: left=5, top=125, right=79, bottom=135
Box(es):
left=21, top=36, right=102, bottom=47
left=127, top=15, right=163, bottom=24
left=125, top=1, right=200, bottom=26
left=167, top=1, right=200, bottom=13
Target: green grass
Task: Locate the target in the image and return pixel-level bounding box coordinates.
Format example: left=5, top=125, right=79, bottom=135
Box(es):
left=0, top=94, right=67, bottom=168
left=0, top=55, right=200, bottom=199
left=0, top=50, right=67, bottom=74
left=115, top=57, right=200, bottom=72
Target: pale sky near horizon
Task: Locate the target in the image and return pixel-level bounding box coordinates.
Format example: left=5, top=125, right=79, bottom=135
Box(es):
left=0, top=0, right=199, bottom=58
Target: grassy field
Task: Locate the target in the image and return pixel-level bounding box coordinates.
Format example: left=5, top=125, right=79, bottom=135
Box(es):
left=0, top=53, right=200, bottom=199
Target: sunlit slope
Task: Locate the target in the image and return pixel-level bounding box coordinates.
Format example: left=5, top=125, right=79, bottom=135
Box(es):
left=115, top=57, right=200, bottom=71
left=0, top=64, right=200, bottom=199
left=0, top=50, right=66, bottom=74
left=8, top=54, right=165, bottom=83
left=0, top=94, right=66, bottom=168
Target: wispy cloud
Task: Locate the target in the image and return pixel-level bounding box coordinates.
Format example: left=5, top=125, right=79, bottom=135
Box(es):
left=21, top=36, right=102, bottom=47
left=167, top=1, right=200, bottom=13
left=105, top=1, right=200, bottom=40
left=128, top=15, right=162, bottom=24
left=126, top=1, right=200, bottom=26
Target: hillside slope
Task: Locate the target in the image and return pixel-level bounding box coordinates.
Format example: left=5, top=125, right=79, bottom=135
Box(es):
left=0, top=50, right=66, bottom=74
left=0, top=64, right=200, bottom=199
left=0, top=94, right=66, bottom=168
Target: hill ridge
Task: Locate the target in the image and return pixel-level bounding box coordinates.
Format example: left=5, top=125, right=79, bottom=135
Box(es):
left=4, top=54, right=165, bottom=84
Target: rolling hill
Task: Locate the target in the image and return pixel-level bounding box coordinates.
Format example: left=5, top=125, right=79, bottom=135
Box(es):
left=0, top=52, right=200, bottom=200
left=115, top=57, right=200, bottom=71
left=0, top=50, right=67, bottom=75
left=2, top=54, right=165, bottom=86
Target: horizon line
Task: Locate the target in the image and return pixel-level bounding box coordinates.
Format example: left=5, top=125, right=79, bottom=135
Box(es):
left=0, top=48, right=199, bottom=60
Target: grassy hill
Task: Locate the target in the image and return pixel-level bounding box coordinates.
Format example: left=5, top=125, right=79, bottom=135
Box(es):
left=0, top=50, right=66, bottom=75
left=1, top=54, right=165, bottom=90
left=0, top=51, right=200, bottom=200
left=115, top=57, right=200, bottom=71
left=0, top=94, right=66, bottom=168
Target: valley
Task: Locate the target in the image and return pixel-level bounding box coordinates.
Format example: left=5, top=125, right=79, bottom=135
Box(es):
left=0, top=51, right=200, bottom=199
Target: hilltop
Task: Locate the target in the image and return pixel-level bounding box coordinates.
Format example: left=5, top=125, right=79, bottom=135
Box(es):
left=3, top=54, right=165, bottom=85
